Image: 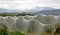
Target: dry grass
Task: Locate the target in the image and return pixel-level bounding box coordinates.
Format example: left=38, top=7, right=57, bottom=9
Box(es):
left=42, top=32, right=60, bottom=35
left=42, top=32, right=51, bottom=35
left=27, top=32, right=51, bottom=35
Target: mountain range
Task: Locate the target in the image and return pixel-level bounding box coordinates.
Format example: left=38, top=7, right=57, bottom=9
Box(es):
left=0, top=7, right=60, bottom=15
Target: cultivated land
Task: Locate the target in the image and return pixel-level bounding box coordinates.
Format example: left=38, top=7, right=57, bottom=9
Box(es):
left=0, top=13, right=60, bottom=35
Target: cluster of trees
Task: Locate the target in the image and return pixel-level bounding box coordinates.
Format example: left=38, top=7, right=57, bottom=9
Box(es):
left=0, top=12, right=15, bottom=16
left=0, top=12, right=35, bottom=16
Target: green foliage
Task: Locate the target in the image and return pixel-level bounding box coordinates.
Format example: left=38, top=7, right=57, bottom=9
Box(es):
left=0, top=27, right=26, bottom=35
left=0, top=12, right=35, bottom=16
left=0, top=27, right=8, bottom=35
left=54, top=32, right=60, bottom=35
left=0, top=12, right=14, bottom=16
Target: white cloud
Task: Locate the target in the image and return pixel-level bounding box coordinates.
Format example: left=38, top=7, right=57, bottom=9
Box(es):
left=0, top=0, right=36, bottom=10
left=0, top=0, right=60, bottom=10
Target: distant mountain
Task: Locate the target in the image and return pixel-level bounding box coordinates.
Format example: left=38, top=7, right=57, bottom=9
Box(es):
left=24, top=7, right=55, bottom=14
left=24, top=7, right=60, bottom=15
left=0, top=7, right=60, bottom=15
left=0, top=8, right=8, bottom=13
left=0, top=8, right=23, bottom=13
left=37, top=9, right=60, bottom=15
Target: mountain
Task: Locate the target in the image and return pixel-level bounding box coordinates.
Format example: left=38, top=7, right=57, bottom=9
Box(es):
left=0, top=8, right=8, bottom=13
left=24, top=7, right=60, bottom=15
left=0, top=8, right=23, bottom=13
left=0, top=7, right=60, bottom=15
left=37, top=9, right=60, bottom=15
left=24, top=7, right=55, bottom=14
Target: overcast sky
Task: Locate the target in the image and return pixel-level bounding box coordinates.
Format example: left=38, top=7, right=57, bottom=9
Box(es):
left=0, top=0, right=60, bottom=10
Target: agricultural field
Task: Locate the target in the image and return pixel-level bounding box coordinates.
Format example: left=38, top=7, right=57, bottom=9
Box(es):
left=0, top=14, right=60, bottom=35
left=0, top=0, right=60, bottom=35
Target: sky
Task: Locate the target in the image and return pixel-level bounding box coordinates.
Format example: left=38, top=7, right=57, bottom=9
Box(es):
left=0, top=0, right=60, bottom=10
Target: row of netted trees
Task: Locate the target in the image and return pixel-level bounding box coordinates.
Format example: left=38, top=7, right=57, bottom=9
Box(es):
left=35, top=14, right=60, bottom=35
left=0, top=14, right=60, bottom=35
left=0, top=16, right=44, bottom=35
left=0, top=17, right=26, bottom=35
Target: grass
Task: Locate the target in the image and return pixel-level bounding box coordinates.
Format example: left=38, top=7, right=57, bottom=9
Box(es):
left=42, top=32, right=51, bottom=35
left=54, top=32, right=60, bottom=35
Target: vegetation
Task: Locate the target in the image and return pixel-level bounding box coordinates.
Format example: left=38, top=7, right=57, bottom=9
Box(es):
left=0, top=27, right=26, bottom=35
left=0, top=13, right=60, bottom=35
left=0, top=12, right=35, bottom=16
left=0, top=24, right=26, bottom=35
left=0, top=26, right=59, bottom=35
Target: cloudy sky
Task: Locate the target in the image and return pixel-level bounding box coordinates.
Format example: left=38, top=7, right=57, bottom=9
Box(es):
left=0, top=0, right=60, bottom=10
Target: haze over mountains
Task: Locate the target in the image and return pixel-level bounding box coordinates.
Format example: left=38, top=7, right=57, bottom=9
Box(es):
left=0, top=7, right=60, bottom=14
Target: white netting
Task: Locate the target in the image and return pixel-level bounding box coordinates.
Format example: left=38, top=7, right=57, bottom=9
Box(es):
left=5, top=16, right=16, bottom=30
left=27, top=19, right=44, bottom=35
left=35, top=14, right=47, bottom=24
left=14, top=16, right=30, bottom=34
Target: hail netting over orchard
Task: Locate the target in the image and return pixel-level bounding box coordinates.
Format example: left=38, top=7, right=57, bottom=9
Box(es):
left=57, top=15, right=60, bottom=23
left=24, top=15, right=35, bottom=20
left=35, top=14, right=57, bottom=24
left=27, top=19, right=44, bottom=35
left=44, top=15, right=57, bottom=24
left=0, top=14, right=60, bottom=35
left=35, top=14, right=47, bottom=24
left=15, top=16, right=30, bottom=34
left=5, top=16, right=16, bottom=30
left=0, top=17, right=7, bottom=27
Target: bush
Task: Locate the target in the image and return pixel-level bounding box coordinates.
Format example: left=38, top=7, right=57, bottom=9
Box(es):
left=0, top=27, right=8, bottom=35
